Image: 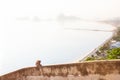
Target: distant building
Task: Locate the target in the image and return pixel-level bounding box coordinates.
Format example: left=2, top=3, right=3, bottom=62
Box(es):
left=110, top=41, right=120, bottom=49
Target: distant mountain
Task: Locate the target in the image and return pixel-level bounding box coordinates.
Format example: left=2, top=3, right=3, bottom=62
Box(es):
left=57, top=14, right=81, bottom=21
left=101, top=17, right=120, bottom=26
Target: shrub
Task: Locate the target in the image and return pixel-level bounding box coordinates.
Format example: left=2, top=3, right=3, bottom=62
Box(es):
left=107, top=48, right=120, bottom=59
left=86, top=57, right=95, bottom=61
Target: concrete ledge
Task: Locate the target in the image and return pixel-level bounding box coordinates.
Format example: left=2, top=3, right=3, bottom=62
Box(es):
left=0, top=60, right=120, bottom=80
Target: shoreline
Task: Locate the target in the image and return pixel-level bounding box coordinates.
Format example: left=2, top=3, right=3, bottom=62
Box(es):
left=78, top=24, right=117, bottom=62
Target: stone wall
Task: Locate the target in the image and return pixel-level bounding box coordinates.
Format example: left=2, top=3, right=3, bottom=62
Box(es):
left=0, top=60, right=120, bottom=80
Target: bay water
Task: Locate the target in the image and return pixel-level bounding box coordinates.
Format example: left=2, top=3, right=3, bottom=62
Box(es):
left=0, top=18, right=114, bottom=75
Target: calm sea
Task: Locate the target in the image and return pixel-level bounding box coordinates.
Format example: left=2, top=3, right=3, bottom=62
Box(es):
left=0, top=19, right=114, bottom=75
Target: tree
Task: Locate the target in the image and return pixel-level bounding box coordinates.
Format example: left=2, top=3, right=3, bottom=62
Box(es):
left=107, top=48, right=120, bottom=59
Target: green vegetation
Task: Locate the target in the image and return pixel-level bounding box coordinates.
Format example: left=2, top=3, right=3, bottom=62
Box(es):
left=86, top=57, right=95, bottom=61
left=99, top=47, right=104, bottom=51
left=107, top=48, right=120, bottom=59
left=85, top=48, right=120, bottom=61
left=85, top=26, right=120, bottom=61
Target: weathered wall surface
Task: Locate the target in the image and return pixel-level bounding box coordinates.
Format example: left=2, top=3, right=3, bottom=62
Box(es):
left=0, top=60, right=120, bottom=80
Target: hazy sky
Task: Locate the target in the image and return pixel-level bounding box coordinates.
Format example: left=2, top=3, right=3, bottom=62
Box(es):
left=0, top=0, right=120, bottom=20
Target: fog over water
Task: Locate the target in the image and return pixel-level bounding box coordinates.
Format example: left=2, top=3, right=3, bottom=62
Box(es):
left=0, top=18, right=114, bottom=75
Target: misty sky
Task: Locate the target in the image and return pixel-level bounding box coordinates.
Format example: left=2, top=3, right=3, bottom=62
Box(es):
left=0, top=0, right=120, bottom=20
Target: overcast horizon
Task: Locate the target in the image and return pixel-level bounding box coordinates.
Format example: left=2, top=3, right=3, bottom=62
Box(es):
left=0, top=0, right=120, bottom=20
